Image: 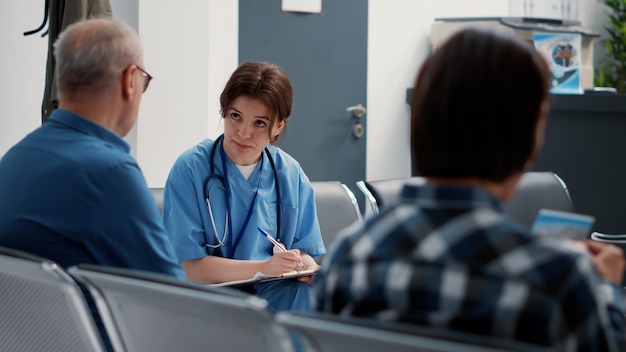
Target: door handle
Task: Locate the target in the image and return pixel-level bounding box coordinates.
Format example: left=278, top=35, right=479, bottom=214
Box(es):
left=347, top=103, right=366, bottom=138
left=346, top=103, right=366, bottom=118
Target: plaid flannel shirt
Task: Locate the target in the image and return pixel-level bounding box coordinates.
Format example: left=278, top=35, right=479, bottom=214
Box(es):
left=315, top=184, right=625, bottom=351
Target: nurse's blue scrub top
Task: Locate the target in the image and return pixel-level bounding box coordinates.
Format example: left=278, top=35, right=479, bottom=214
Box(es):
left=163, top=138, right=326, bottom=264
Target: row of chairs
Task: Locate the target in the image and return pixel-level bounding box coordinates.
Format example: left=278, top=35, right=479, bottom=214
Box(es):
left=0, top=246, right=551, bottom=352
left=149, top=181, right=364, bottom=250
left=3, top=174, right=570, bottom=351
left=308, top=172, right=576, bottom=250
left=356, top=171, right=575, bottom=228
left=150, top=172, right=576, bottom=251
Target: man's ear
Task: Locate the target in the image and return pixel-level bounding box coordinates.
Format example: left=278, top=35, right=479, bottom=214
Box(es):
left=121, top=65, right=137, bottom=100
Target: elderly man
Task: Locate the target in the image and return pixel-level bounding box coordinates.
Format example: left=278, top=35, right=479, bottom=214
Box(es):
left=0, top=18, right=184, bottom=278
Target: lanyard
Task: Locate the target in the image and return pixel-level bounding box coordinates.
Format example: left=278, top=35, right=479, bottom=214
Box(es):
left=219, top=141, right=261, bottom=258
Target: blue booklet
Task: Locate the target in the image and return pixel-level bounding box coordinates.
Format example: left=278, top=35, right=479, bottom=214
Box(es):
left=531, top=209, right=595, bottom=240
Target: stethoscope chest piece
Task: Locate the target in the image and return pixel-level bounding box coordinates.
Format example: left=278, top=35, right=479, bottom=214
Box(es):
left=204, top=182, right=228, bottom=249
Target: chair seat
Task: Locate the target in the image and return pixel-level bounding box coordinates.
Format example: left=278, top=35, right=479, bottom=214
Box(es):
left=276, top=312, right=553, bottom=352
left=0, top=247, right=106, bottom=352
left=68, top=264, right=295, bottom=352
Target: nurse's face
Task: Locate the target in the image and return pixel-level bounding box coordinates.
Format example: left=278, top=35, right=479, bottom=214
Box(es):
left=223, top=95, right=285, bottom=166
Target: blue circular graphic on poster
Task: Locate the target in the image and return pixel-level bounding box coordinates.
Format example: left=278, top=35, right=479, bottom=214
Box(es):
left=551, top=43, right=576, bottom=68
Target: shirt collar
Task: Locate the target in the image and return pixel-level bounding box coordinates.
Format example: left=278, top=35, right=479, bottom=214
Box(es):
left=47, top=109, right=131, bottom=153
left=400, top=182, right=505, bottom=213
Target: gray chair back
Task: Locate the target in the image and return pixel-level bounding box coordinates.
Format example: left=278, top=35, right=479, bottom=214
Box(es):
left=0, top=247, right=106, bottom=352
left=69, top=265, right=295, bottom=352
left=276, top=312, right=553, bottom=352
left=356, top=177, right=426, bottom=215
left=311, top=181, right=362, bottom=248
left=357, top=172, right=574, bottom=229
left=503, top=172, right=574, bottom=228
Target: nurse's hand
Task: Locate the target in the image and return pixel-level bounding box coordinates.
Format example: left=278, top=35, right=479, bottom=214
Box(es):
left=260, top=249, right=304, bottom=275
left=297, top=253, right=320, bottom=285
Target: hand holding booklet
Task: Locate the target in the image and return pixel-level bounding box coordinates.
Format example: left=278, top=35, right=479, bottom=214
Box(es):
left=530, top=209, right=595, bottom=240
left=211, top=269, right=318, bottom=288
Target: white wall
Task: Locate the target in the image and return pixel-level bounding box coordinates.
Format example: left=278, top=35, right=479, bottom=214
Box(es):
left=0, top=0, right=613, bottom=186
left=579, top=0, right=611, bottom=66
left=0, top=1, right=47, bottom=155
left=366, top=0, right=509, bottom=181
left=137, top=1, right=238, bottom=187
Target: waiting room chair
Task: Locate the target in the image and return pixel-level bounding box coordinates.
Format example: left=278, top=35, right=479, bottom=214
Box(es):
left=0, top=247, right=107, bottom=352
left=503, top=172, right=574, bottom=228
left=356, top=177, right=426, bottom=216
left=68, top=265, right=295, bottom=352
left=311, top=181, right=362, bottom=248
left=356, top=172, right=574, bottom=228
left=275, top=312, right=552, bottom=352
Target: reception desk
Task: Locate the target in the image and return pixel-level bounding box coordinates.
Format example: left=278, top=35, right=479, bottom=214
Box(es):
left=406, top=90, right=626, bottom=233
left=534, top=93, right=626, bottom=234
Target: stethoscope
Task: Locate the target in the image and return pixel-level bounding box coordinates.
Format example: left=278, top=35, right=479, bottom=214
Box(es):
left=202, top=134, right=281, bottom=258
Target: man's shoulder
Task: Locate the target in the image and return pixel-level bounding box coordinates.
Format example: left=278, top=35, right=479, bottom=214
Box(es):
left=169, top=139, right=212, bottom=176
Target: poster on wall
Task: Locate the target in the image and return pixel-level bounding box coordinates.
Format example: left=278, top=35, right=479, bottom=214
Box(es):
left=533, top=32, right=583, bottom=94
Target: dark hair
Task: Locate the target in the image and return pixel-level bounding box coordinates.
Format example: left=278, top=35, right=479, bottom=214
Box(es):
left=410, top=28, right=551, bottom=181
left=219, top=62, right=293, bottom=145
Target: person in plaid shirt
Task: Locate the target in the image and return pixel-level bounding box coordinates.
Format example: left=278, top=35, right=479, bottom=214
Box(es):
left=314, top=28, right=626, bottom=351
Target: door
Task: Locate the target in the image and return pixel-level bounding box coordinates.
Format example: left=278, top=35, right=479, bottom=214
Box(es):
left=238, top=0, right=368, bottom=205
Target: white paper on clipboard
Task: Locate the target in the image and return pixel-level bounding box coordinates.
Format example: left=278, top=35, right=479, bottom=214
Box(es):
left=282, top=0, right=322, bottom=13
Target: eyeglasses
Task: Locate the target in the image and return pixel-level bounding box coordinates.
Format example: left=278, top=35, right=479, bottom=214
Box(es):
left=135, top=66, right=153, bottom=92
left=124, top=65, right=153, bottom=92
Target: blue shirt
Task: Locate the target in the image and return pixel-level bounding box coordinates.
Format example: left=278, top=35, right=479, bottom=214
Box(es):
left=0, top=109, right=185, bottom=278
left=314, top=183, right=625, bottom=351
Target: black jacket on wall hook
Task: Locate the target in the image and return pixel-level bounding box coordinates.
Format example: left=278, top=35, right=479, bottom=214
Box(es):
left=22, top=0, right=113, bottom=123
left=24, top=0, right=50, bottom=37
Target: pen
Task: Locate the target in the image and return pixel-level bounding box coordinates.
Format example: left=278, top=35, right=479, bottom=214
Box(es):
left=257, top=227, right=305, bottom=268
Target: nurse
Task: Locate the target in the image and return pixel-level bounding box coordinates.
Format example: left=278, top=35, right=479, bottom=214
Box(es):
left=162, top=61, right=326, bottom=312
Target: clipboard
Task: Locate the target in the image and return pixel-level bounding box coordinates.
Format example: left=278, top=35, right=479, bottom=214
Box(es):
left=211, top=269, right=318, bottom=288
